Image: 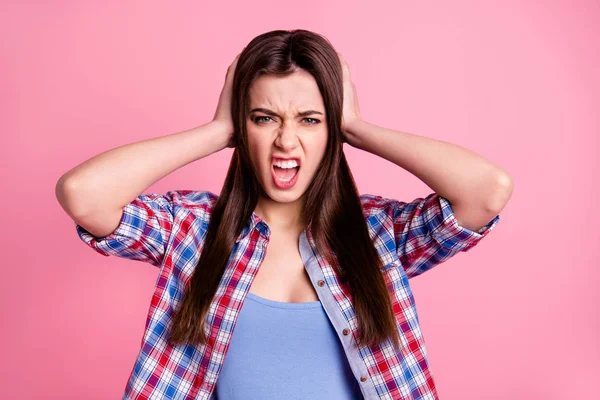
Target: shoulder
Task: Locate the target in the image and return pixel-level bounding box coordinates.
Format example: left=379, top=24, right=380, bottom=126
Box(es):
left=167, top=190, right=219, bottom=208
left=165, top=190, right=219, bottom=224
left=359, top=193, right=395, bottom=217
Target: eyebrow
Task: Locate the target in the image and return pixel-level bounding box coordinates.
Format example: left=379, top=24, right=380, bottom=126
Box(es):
left=249, top=108, right=324, bottom=118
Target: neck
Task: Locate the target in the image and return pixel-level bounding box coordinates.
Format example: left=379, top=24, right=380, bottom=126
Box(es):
left=254, top=193, right=306, bottom=233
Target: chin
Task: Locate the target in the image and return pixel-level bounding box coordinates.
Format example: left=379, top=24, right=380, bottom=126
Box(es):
left=263, top=186, right=304, bottom=203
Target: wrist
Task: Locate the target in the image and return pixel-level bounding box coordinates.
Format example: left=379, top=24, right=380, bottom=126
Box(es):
left=208, top=120, right=235, bottom=149
left=343, top=118, right=367, bottom=149
left=210, top=119, right=234, bottom=136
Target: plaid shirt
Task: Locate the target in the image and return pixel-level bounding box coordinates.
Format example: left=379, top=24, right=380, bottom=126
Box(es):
left=75, top=190, right=500, bottom=399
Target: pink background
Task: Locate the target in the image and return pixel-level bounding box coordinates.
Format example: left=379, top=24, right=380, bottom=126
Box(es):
left=2, top=1, right=598, bottom=399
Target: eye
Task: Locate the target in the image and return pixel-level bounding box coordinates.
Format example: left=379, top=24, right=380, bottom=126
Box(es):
left=253, top=116, right=273, bottom=124
left=252, top=116, right=321, bottom=125
left=303, top=118, right=321, bottom=125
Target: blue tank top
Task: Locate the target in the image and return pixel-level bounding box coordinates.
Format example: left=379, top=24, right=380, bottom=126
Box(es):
left=213, top=291, right=363, bottom=399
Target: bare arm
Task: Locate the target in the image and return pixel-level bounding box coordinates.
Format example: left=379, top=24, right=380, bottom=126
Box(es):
left=57, top=52, right=241, bottom=238
left=345, top=119, right=513, bottom=231
left=335, top=54, right=512, bottom=232
left=55, top=120, right=232, bottom=237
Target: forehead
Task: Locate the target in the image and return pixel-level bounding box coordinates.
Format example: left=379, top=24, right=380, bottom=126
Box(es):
left=248, top=70, right=325, bottom=113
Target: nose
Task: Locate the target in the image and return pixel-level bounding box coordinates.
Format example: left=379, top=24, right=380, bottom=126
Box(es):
left=275, top=124, right=300, bottom=151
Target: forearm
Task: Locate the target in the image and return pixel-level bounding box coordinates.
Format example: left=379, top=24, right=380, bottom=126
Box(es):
left=345, top=119, right=510, bottom=210
left=56, top=120, right=232, bottom=217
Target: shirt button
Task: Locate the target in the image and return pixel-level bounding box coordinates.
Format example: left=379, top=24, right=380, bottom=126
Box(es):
left=317, top=280, right=325, bottom=287
left=342, top=328, right=350, bottom=335
left=360, top=375, right=368, bottom=382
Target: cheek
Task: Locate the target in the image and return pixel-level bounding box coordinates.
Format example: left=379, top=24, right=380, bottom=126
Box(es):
left=305, top=135, right=328, bottom=172
left=246, top=132, right=269, bottom=171
left=313, top=131, right=329, bottom=157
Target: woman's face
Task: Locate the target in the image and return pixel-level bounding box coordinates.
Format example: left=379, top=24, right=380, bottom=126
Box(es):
left=246, top=70, right=328, bottom=205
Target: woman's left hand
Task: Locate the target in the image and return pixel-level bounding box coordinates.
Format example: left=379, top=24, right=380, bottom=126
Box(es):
left=337, top=52, right=362, bottom=144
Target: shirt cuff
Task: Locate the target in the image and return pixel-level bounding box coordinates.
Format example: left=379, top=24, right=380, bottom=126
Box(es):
left=429, top=195, right=500, bottom=253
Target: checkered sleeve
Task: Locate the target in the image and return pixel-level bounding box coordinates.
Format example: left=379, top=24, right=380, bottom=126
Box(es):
left=391, top=192, right=500, bottom=279
left=74, top=190, right=185, bottom=267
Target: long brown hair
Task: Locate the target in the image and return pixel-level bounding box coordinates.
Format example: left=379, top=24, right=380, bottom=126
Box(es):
left=169, top=29, right=400, bottom=351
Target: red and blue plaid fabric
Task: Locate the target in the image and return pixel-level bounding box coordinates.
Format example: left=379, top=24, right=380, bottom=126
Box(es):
left=75, top=190, right=500, bottom=399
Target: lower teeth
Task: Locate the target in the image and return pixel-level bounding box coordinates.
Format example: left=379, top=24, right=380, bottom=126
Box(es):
left=278, top=175, right=294, bottom=182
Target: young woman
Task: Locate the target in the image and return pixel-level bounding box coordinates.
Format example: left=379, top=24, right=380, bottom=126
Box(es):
left=56, top=29, right=512, bottom=400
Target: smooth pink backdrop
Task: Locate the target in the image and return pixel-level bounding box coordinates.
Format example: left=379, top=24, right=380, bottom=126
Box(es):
left=2, top=1, right=598, bottom=399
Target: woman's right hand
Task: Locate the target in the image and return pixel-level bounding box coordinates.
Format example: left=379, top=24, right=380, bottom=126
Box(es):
left=212, top=52, right=241, bottom=149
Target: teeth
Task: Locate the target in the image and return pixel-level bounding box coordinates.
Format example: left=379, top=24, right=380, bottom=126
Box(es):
left=276, top=175, right=294, bottom=182
left=273, top=159, right=299, bottom=169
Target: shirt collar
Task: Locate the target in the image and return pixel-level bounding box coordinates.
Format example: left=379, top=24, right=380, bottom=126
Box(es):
left=234, top=212, right=313, bottom=244
left=235, top=211, right=269, bottom=243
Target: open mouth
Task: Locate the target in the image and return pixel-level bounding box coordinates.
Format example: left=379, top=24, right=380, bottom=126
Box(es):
left=271, top=163, right=301, bottom=188
left=272, top=165, right=300, bottom=181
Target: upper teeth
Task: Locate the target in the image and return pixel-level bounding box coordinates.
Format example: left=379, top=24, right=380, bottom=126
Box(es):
left=273, top=159, right=298, bottom=168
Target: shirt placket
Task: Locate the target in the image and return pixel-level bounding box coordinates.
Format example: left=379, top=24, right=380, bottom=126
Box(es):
left=299, top=231, right=379, bottom=400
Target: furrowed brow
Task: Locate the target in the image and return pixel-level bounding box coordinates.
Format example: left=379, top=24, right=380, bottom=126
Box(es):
left=249, top=108, right=324, bottom=117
